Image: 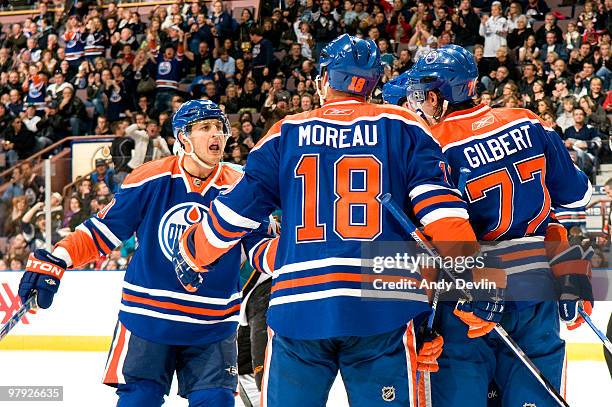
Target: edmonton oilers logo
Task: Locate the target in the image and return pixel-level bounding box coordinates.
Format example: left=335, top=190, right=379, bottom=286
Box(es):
left=158, top=61, right=172, bottom=75
left=158, top=202, right=207, bottom=260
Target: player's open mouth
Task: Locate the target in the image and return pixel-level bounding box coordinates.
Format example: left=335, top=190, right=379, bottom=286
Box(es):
left=209, top=141, right=220, bottom=152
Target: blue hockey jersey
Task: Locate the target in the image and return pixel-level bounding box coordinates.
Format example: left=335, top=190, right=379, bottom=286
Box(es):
left=183, top=97, right=479, bottom=340
left=431, top=104, right=592, bottom=304
left=55, top=156, right=272, bottom=345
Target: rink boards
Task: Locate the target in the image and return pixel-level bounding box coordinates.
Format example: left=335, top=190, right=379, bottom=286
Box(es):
left=0, top=270, right=610, bottom=361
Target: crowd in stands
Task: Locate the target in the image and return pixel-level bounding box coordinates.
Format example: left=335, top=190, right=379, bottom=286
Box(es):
left=0, top=0, right=611, bottom=270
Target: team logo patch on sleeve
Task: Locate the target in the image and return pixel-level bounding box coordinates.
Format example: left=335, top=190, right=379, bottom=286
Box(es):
left=158, top=203, right=207, bottom=261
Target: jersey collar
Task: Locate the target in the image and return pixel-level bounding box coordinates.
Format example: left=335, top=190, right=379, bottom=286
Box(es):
left=177, top=155, right=222, bottom=195
left=323, top=97, right=366, bottom=107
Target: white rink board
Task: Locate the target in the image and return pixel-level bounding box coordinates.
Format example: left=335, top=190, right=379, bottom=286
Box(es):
left=0, top=270, right=611, bottom=406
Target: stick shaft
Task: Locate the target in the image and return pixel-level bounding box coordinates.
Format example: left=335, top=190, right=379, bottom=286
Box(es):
left=578, top=308, right=612, bottom=355
left=0, top=294, right=37, bottom=342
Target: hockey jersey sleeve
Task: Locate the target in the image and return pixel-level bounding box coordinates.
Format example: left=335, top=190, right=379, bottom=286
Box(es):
left=188, top=123, right=282, bottom=266
left=541, top=122, right=592, bottom=210
left=54, top=178, right=150, bottom=267
left=403, top=125, right=478, bottom=255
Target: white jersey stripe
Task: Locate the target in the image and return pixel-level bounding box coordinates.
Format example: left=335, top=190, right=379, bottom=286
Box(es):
left=90, top=217, right=122, bottom=247
left=202, top=214, right=241, bottom=249
left=119, top=304, right=240, bottom=324
left=409, top=184, right=461, bottom=200
left=214, top=200, right=261, bottom=229
left=268, top=288, right=428, bottom=307
left=116, top=328, right=131, bottom=384
left=123, top=281, right=242, bottom=305
left=419, top=208, right=469, bottom=225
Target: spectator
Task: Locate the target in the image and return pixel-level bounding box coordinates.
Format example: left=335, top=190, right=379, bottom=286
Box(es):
left=46, top=69, right=73, bottom=100
left=249, top=26, right=275, bottom=84
left=564, top=107, right=603, bottom=159
left=21, top=202, right=61, bottom=250
left=91, top=159, right=117, bottom=194
left=126, top=119, right=171, bottom=169
left=62, top=195, right=87, bottom=232
left=2, top=117, right=36, bottom=162
left=74, top=178, right=93, bottom=211
left=38, top=100, right=67, bottom=143
left=451, top=0, right=481, bottom=51
left=564, top=21, right=581, bottom=52
left=525, top=0, right=551, bottom=23
left=479, top=2, right=508, bottom=59
left=557, top=96, right=577, bottom=132
left=213, top=48, right=236, bottom=80
left=579, top=95, right=610, bottom=134
left=240, top=120, right=263, bottom=149
left=535, top=13, right=562, bottom=46
left=312, top=0, right=341, bottom=56
left=58, top=86, right=88, bottom=136
left=1, top=166, right=23, bottom=203
left=109, top=119, right=133, bottom=185
left=540, top=32, right=568, bottom=62
left=153, top=45, right=184, bottom=112
left=19, top=161, right=44, bottom=205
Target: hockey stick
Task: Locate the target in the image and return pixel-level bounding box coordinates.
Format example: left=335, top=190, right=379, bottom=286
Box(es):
left=578, top=307, right=612, bottom=355
left=0, top=292, right=38, bottom=342
left=381, top=193, right=570, bottom=407
left=425, top=168, right=471, bottom=331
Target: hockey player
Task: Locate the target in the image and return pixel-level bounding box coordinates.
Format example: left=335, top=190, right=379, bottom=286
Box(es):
left=173, top=34, right=487, bottom=406
left=18, top=100, right=273, bottom=407
left=390, top=45, right=593, bottom=406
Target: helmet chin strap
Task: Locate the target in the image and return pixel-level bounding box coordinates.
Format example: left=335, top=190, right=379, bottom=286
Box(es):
left=180, top=136, right=217, bottom=170
left=315, top=75, right=329, bottom=106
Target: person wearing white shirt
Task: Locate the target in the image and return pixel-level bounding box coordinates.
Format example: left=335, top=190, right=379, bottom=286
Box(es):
left=479, top=1, right=508, bottom=58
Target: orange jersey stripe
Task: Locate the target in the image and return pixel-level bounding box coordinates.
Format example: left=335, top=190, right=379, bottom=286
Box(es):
left=92, top=229, right=112, bottom=255
left=55, top=229, right=100, bottom=268
left=192, top=222, right=231, bottom=265
left=122, top=293, right=241, bottom=317
left=271, top=273, right=421, bottom=293
left=412, top=194, right=463, bottom=215
left=497, top=248, right=547, bottom=262
left=122, top=156, right=180, bottom=187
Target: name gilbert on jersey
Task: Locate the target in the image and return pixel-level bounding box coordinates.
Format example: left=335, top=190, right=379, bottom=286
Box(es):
left=298, top=124, right=378, bottom=148
left=463, top=124, right=533, bottom=169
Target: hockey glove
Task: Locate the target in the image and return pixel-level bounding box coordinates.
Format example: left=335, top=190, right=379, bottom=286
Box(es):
left=454, top=255, right=506, bottom=338
left=415, top=325, right=444, bottom=373
left=550, top=245, right=594, bottom=330
left=19, top=249, right=67, bottom=309
left=173, top=223, right=207, bottom=293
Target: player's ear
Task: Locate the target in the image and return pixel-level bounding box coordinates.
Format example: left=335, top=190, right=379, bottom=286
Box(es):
left=427, top=91, right=439, bottom=109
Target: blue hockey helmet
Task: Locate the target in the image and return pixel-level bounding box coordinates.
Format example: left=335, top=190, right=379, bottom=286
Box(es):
left=173, top=99, right=230, bottom=142
left=405, top=44, right=478, bottom=106
left=382, top=71, right=411, bottom=105
left=318, top=34, right=384, bottom=98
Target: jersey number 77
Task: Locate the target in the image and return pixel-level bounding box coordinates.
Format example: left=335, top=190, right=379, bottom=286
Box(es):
left=294, top=154, right=382, bottom=242
left=464, top=154, right=550, bottom=240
